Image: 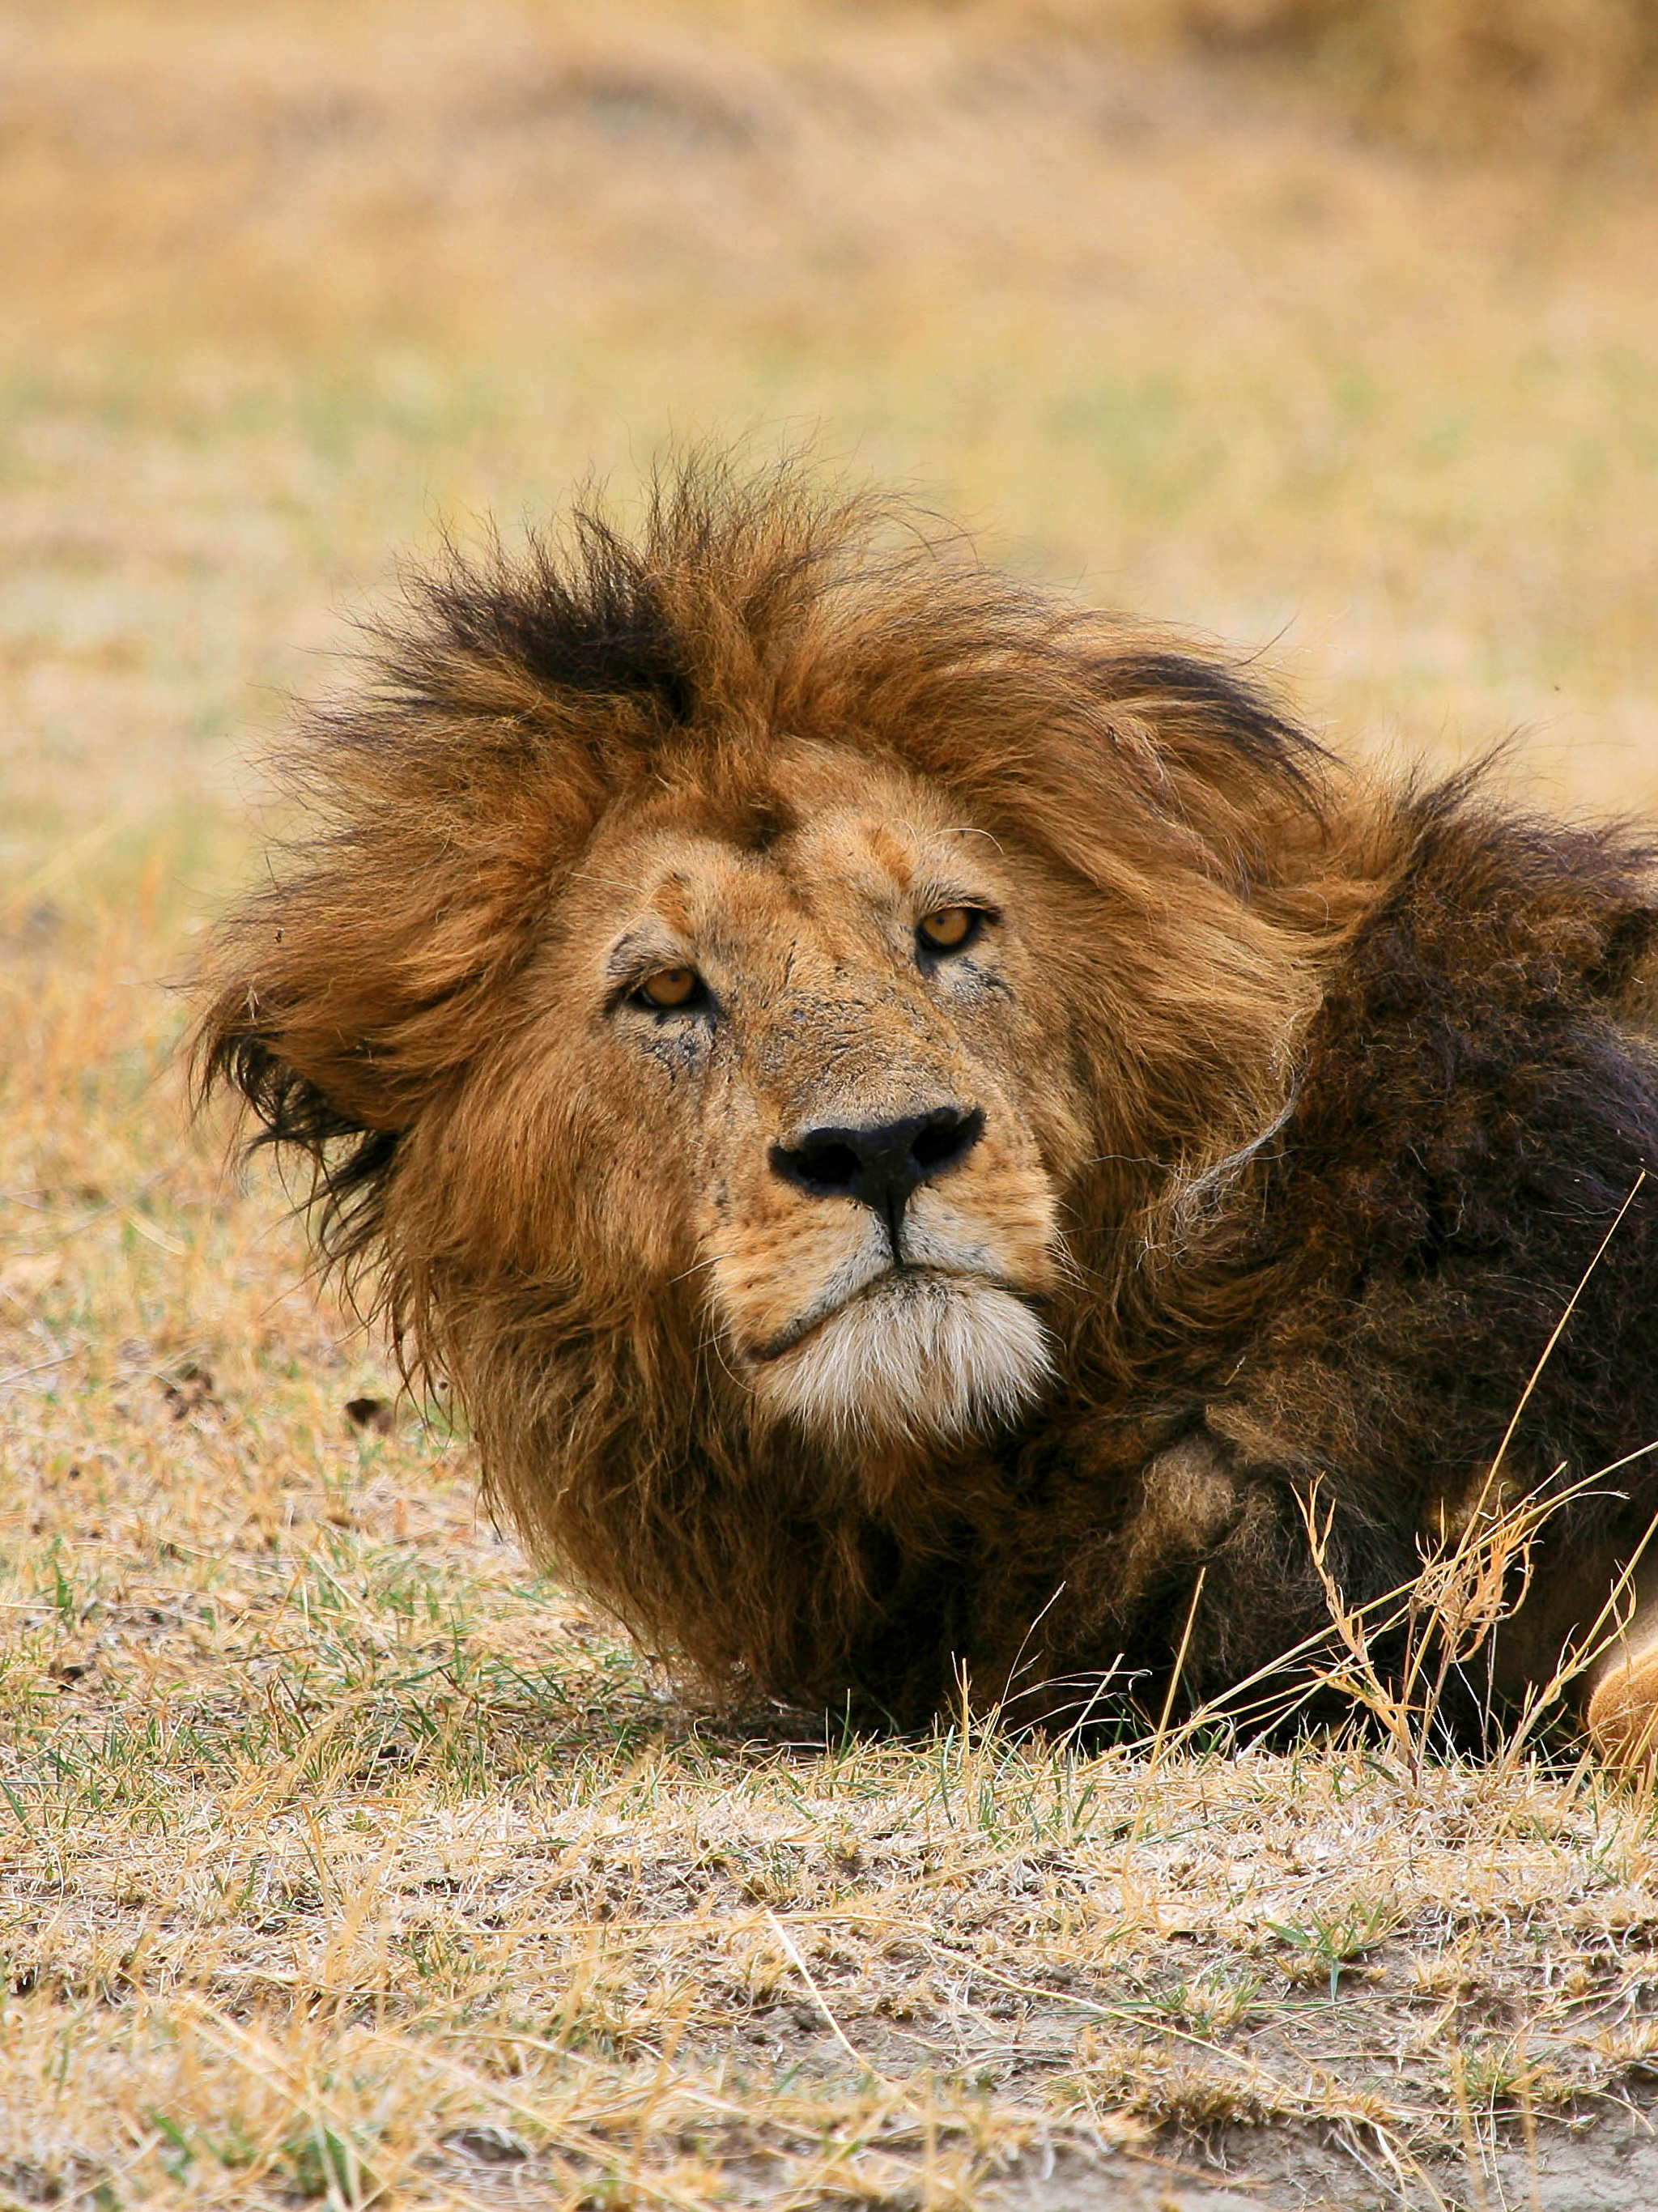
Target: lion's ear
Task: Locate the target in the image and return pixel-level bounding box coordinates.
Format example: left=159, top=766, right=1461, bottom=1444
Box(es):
left=192, top=786, right=557, bottom=1259
left=193, top=853, right=491, bottom=1251
left=193, top=950, right=410, bottom=1264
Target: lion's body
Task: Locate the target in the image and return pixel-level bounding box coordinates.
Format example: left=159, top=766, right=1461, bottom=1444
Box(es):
left=199, top=462, right=1658, bottom=1747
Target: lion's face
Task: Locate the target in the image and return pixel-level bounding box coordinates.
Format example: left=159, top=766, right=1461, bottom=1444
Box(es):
left=199, top=460, right=1357, bottom=1707
left=511, top=740, right=1087, bottom=1448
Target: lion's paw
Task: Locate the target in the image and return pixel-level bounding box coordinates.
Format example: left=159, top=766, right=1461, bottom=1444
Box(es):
left=1586, top=1643, right=1658, bottom=1768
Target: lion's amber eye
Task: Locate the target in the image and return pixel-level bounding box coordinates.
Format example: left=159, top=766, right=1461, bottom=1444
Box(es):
left=918, top=906, right=978, bottom=952
left=638, top=966, right=699, bottom=1009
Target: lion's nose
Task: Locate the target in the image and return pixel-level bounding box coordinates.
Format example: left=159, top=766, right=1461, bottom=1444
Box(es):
left=770, top=1105, right=985, bottom=1227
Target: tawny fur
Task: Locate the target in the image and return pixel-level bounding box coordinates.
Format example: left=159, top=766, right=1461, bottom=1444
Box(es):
left=196, top=457, right=1658, bottom=1743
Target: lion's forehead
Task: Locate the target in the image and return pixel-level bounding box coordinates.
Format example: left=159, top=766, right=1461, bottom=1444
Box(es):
left=585, top=778, right=1006, bottom=978
left=529, top=751, right=1072, bottom=1187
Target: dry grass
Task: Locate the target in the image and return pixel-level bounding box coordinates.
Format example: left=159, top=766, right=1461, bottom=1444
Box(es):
left=6, top=4, right=1658, bottom=2206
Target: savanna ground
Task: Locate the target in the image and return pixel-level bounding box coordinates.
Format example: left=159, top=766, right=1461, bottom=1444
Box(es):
left=6, top=4, right=1658, bottom=2206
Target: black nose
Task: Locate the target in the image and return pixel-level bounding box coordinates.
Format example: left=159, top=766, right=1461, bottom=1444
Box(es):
left=770, top=1105, right=985, bottom=1228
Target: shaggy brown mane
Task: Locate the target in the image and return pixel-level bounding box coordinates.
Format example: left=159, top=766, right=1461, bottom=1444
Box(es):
left=198, top=456, right=1658, bottom=1752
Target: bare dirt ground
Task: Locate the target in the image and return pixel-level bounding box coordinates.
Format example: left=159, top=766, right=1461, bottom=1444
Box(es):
left=5, top=5, right=1658, bottom=2206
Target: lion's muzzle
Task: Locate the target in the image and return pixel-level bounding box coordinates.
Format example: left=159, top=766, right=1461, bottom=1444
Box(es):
left=742, top=1097, right=1052, bottom=1443
left=769, top=1103, right=985, bottom=1257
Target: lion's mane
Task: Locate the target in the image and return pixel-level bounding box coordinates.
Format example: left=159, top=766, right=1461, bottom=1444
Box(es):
left=198, top=457, right=1658, bottom=1733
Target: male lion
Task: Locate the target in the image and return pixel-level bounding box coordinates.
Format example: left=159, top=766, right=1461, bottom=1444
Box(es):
left=198, top=460, right=1658, bottom=1759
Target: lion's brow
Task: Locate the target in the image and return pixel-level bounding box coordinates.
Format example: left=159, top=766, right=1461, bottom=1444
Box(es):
left=604, top=929, right=684, bottom=984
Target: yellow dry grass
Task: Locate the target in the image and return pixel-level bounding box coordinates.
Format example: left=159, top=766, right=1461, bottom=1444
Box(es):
left=5, top=5, right=1658, bottom=2206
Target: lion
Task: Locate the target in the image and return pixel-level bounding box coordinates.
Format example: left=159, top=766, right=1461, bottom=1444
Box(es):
left=196, top=457, right=1658, bottom=1760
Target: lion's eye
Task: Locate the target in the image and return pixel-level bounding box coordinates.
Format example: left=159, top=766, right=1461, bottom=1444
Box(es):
left=636, top=966, right=701, bottom=1010
left=917, top=906, right=980, bottom=954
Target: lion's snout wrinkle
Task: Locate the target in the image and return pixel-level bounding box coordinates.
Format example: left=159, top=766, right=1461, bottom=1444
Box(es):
left=770, top=1104, right=985, bottom=1249
left=198, top=449, right=1658, bottom=1755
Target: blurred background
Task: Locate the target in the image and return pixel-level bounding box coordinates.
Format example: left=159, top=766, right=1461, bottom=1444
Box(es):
left=6, top=0, right=1658, bottom=901
left=3, top=0, right=1658, bottom=1138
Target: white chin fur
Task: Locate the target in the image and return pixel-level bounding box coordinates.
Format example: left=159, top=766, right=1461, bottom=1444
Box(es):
left=756, top=1275, right=1052, bottom=1445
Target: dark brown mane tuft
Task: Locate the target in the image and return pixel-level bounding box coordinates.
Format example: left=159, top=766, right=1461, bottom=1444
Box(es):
left=412, top=521, right=700, bottom=725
